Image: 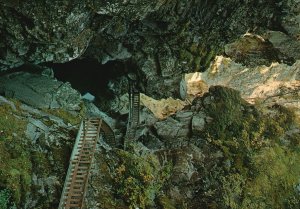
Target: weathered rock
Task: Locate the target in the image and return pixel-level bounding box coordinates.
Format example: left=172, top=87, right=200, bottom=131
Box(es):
left=141, top=93, right=187, bottom=119
left=0, top=0, right=290, bottom=99
left=110, top=93, right=130, bottom=115
left=281, top=0, right=300, bottom=38
left=154, top=110, right=192, bottom=146
left=0, top=72, right=81, bottom=111
left=154, top=117, right=189, bottom=145
left=224, top=33, right=282, bottom=66
left=263, top=30, right=300, bottom=61
left=182, top=56, right=300, bottom=116
left=0, top=95, right=16, bottom=111
left=192, top=111, right=206, bottom=134
left=180, top=72, right=209, bottom=101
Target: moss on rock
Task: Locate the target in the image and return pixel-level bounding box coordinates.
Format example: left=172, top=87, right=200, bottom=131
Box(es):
left=0, top=103, right=31, bottom=206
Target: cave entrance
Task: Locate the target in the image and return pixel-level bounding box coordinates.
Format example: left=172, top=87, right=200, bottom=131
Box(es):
left=46, top=59, right=134, bottom=112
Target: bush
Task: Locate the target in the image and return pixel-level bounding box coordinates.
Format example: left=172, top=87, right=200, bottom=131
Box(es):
left=0, top=103, right=31, bottom=206
left=0, top=189, right=10, bottom=209
left=196, top=87, right=300, bottom=209
left=113, top=150, right=172, bottom=209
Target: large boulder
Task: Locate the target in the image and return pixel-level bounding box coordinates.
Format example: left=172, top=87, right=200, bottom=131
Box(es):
left=0, top=72, right=81, bottom=111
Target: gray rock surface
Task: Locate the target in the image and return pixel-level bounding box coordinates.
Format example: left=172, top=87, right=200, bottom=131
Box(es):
left=0, top=95, right=16, bottom=110
left=0, top=72, right=81, bottom=110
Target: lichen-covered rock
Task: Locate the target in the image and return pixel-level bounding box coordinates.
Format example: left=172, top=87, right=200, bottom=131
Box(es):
left=281, top=0, right=300, bottom=38
left=224, top=33, right=282, bottom=66
left=0, top=1, right=94, bottom=69
left=263, top=30, right=300, bottom=61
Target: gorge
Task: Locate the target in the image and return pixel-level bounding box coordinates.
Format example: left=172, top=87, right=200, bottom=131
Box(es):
left=0, top=0, right=300, bottom=209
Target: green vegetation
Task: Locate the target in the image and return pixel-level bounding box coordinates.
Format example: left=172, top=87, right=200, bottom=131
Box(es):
left=0, top=99, right=75, bottom=208
left=0, top=103, right=31, bottom=206
left=113, top=149, right=172, bottom=209
left=43, top=102, right=86, bottom=125
left=180, top=44, right=220, bottom=72
left=45, top=108, right=81, bottom=125
left=242, top=144, right=300, bottom=209
left=198, top=86, right=300, bottom=209
left=0, top=189, right=11, bottom=209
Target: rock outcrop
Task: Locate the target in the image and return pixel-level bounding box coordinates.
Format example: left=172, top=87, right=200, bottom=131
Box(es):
left=181, top=56, right=300, bottom=116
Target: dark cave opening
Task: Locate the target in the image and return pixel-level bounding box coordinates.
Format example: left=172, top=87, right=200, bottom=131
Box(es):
left=46, top=59, right=127, bottom=99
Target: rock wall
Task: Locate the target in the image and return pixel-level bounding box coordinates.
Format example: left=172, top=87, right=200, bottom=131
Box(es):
left=0, top=0, right=300, bottom=208
left=1, top=0, right=294, bottom=98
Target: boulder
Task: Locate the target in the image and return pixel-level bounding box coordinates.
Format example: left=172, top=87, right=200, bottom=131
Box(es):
left=0, top=72, right=81, bottom=111
left=140, top=93, right=187, bottom=119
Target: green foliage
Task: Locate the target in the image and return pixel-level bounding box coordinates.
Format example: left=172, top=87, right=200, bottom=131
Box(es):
left=158, top=195, right=177, bottom=209
left=0, top=103, right=31, bottom=206
left=197, top=86, right=300, bottom=209
left=179, top=44, right=220, bottom=72
left=0, top=189, right=10, bottom=209
left=113, top=150, right=172, bottom=209
left=0, top=104, right=26, bottom=141
left=43, top=102, right=86, bottom=125
left=221, top=173, right=246, bottom=209
left=44, top=108, right=81, bottom=125
left=240, top=144, right=300, bottom=209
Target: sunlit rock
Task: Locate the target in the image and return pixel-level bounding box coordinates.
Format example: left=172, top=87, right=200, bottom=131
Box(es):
left=181, top=56, right=300, bottom=116
left=140, top=93, right=187, bottom=119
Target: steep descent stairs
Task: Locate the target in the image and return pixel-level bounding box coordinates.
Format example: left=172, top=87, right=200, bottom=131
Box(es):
left=125, top=79, right=140, bottom=147
left=58, top=118, right=102, bottom=209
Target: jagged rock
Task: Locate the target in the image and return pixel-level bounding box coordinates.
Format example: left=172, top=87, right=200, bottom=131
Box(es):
left=181, top=56, right=300, bottom=116
left=281, top=0, right=300, bottom=38
left=154, top=117, right=189, bottom=144
left=153, top=110, right=192, bottom=146
left=110, top=93, right=130, bottom=115
left=0, top=72, right=81, bottom=111
left=191, top=111, right=206, bottom=134
left=263, top=30, right=300, bottom=61
left=224, top=33, right=281, bottom=66
left=82, top=92, right=95, bottom=102
left=180, top=72, right=208, bottom=101
left=140, top=93, right=187, bottom=119
left=0, top=0, right=290, bottom=100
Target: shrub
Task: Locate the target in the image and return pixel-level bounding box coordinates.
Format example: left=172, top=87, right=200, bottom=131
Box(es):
left=113, top=150, right=172, bottom=209
left=0, top=189, right=10, bottom=209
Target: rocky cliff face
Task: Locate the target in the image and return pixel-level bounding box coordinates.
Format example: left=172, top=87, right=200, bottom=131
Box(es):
left=0, top=0, right=300, bottom=209
left=1, top=0, right=297, bottom=98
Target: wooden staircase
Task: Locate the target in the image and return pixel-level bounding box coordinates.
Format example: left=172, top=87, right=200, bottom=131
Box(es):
left=58, top=73, right=141, bottom=207
left=58, top=118, right=102, bottom=209
left=125, top=80, right=140, bottom=147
